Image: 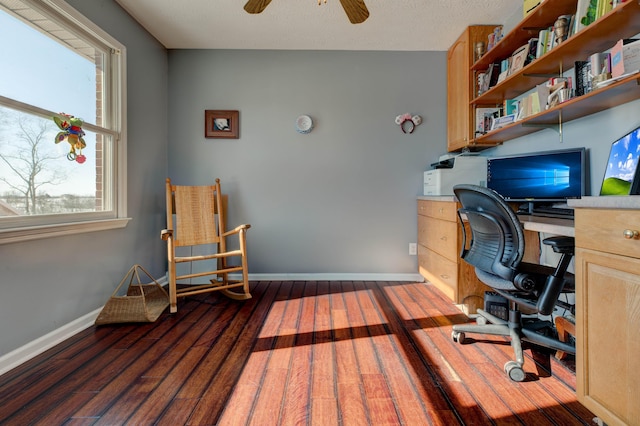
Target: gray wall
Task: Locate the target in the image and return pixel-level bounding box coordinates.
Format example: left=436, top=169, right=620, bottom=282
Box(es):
left=167, top=49, right=448, bottom=275
left=0, top=0, right=169, bottom=356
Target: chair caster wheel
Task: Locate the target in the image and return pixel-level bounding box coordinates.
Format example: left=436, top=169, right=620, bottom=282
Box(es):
left=504, top=361, right=525, bottom=382
left=451, top=331, right=465, bottom=344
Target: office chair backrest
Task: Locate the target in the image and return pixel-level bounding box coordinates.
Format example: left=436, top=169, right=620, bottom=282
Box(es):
left=453, top=184, right=525, bottom=282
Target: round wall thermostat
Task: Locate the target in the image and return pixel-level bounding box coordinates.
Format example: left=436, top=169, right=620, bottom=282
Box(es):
left=296, top=115, right=313, bottom=134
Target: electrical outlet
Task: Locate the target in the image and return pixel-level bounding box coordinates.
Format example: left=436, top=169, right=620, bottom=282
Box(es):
left=409, top=243, right=417, bottom=256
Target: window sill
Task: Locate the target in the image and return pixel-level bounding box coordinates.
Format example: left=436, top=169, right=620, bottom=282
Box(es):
left=0, top=218, right=131, bottom=245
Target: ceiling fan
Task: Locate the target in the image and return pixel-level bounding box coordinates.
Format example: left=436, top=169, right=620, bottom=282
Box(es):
left=244, top=0, right=369, bottom=24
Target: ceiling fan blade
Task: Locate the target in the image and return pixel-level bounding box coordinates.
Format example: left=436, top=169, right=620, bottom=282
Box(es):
left=244, top=0, right=273, bottom=14
left=339, top=0, right=369, bottom=24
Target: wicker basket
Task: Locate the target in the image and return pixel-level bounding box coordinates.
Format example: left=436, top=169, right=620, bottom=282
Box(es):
left=95, top=264, right=169, bottom=325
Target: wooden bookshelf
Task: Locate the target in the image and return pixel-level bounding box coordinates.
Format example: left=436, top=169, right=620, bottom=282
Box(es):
left=463, top=0, right=640, bottom=147
left=475, top=73, right=640, bottom=144
left=472, top=0, right=578, bottom=72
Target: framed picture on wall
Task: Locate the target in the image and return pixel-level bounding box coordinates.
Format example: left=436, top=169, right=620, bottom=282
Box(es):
left=205, top=110, right=239, bottom=139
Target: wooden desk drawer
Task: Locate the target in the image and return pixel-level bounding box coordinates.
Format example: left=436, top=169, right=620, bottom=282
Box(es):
left=418, top=245, right=457, bottom=301
left=417, top=200, right=457, bottom=222
left=418, top=215, right=459, bottom=262
left=575, top=209, right=640, bottom=259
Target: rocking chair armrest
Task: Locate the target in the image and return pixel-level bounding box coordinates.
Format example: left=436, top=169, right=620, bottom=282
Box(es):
left=160, top=229, right=173, bottom=240
left=221, top=223, right=251, bottom=237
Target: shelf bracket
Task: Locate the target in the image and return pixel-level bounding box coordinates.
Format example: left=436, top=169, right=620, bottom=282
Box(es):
left=522, top=123, right=563, bottom=142
left=521, top=110, right=563, bottom=142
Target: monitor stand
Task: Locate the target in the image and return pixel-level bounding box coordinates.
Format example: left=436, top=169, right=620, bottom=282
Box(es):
left=517, top=202, right=535, bottom=215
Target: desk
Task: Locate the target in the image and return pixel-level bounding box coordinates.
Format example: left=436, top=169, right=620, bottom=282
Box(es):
left=416, top=197, right=575, bottom=314
left=517, top=214, right=574, bottom=237
left=570, top=205, right=640, bottom=426
left=418, top=195, right=640, bottom=424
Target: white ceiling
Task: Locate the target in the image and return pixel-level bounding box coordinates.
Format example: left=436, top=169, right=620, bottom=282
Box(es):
left=114, top=0, right=521, bottom=51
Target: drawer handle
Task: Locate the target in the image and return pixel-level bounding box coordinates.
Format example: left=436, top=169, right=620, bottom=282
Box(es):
left=623, top=229, right=639, bottom=239
left=440, top=274, right=449, bottom=280
left=440, top=236, right=447, bottom=241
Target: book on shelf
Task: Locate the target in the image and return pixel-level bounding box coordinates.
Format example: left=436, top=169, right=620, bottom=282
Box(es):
left=475, top=107, right=500, bottom=135
left=479, top=63, right=501, bottom=93
left=546, top=25, right=556, bottom=52
left=580, top=0, right=598, bottom=29
left=523, top=0, right=541, bottom=18
left=536, top=28, right=550, bottom=58
left=500, top=58, right=510, bottom=73
left=535, top=84, right=550, bottom=111
left=504, top=99, right=519, bottom=116
left=547, top=78, right=570, bottom=108
left=490, top=114, right=517, bottom=131
left=517, top=95, right=532, bottom=120
left=487, top=26, right=503, bottom=51
left=524, top=38, right=539, bottom=66
left=611, top=38, right=640, bottom=78
left=574, top=60, right=592, bottom=96
left=508, top=44, right=528, bottom=75
left=596, top=0, right=613, bottom=19
left=496, top=70, right=509, bottom=85
left=574, top=0, right=592, bottom=33
left=590, top=52, right=610, bottom=76
left=487, top=63, right=501, bottom=89
left=567, top=14, right=576, bottom=38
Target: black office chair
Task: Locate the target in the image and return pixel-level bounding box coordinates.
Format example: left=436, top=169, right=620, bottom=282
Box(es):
left=450, top=184, right=575, bottom=382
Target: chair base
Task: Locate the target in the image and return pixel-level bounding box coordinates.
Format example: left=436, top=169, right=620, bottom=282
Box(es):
left=452, top=308, right=576, bottom=381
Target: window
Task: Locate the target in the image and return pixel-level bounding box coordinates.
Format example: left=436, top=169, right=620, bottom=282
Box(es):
left=0, top=0, right=128, bottom=244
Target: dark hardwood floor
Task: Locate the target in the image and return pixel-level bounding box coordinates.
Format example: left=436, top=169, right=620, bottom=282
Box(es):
left=0, top=280, right=595, bottom=425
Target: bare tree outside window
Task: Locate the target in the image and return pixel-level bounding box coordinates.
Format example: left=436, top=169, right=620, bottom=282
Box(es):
left=0, top=110, right=68, bottom=214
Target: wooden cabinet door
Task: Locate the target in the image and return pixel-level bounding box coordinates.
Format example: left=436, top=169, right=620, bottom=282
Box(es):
left=447, top=26, right=495, bottom=153
left=447, top=30, right=470, bottom=152
left=575, top=248, right=640, bottom=426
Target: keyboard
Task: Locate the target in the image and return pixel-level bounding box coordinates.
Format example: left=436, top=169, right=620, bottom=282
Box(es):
left=531, top=205, right=574, bottom=218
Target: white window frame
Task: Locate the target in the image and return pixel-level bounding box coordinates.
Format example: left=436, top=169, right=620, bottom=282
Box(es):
left=0, top=0, right=129, bottom=244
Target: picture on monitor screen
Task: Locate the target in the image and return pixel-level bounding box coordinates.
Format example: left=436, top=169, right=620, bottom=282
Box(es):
left=600, top=125, right=640, bottom=196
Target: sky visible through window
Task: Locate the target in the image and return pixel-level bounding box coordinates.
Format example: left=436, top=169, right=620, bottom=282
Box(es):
left=0, top=9, right=97, bottom=197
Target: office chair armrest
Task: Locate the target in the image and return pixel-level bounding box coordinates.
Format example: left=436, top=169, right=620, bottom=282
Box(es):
left=542, top=236, right=574, bottom=254
left=221, top=223, right=251, bottom=237
left=160, top=229, right=172, bottom=240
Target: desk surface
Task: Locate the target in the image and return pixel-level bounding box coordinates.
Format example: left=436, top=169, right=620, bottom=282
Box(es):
left=517, top=214, right=574, bottom=237
left=417, top=196, right=575, bottom=236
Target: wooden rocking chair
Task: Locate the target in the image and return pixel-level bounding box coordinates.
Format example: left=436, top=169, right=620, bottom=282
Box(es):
left=161, top=178, right=251, bottom=313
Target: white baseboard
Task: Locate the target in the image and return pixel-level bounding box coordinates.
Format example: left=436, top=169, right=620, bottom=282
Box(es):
left=246, top=272, right=424, bottom=282
left=0, top=275, right=170, bottom=377
left=0, top=307, right=102, bottom=377
left=0, top=273, right=421, bottom=376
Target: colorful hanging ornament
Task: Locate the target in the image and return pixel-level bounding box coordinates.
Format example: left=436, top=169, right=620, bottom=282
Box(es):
left=53, top=113, right=86, bottom=163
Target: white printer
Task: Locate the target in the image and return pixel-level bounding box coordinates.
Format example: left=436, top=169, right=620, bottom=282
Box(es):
left=423, top=154, right=487, bottom=196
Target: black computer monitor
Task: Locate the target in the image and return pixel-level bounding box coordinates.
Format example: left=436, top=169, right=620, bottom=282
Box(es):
left=486, top=147, right=588, bottom=204
left=600, top=125, right=640, bottom=196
